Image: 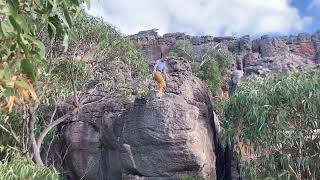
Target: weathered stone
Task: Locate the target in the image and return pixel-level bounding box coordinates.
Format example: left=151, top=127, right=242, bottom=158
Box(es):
left=290, top=42, right=316, bottom=60
left=259, top=36, right=289, bottom=57
left=314, top=41, right=320, bottom=64
left=227, top=70, right=244, bottom=95
left=116, top=59, right=216, bottom=179
left=297, top=33, right=312, bottom=43
left=58, top=59, right=219, bottom=180
left=239, top=35, right=251, bottom=53
left=243, top=53, right=316, bottom=76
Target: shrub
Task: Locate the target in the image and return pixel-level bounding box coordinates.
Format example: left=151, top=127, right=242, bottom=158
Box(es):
left=169, top=40, right=234, bottom=94
left=0, top=151, right=61, bottom=180
left=222, top=71, right=320, bottom=179
left=72, top=12, right=149, bottom=79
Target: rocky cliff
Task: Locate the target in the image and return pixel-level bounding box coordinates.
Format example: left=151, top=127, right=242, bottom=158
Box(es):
left=130, top=29, right=320, bottom=60
left=129, top=30, right=319, bottom=96
left=55, top=59, right=220, bottom=180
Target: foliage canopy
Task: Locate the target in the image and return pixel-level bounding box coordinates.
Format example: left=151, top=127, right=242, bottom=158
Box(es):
left=0, top=0, right=87, bottom=112
left=222, top=71, right=320, bottom=179
left=169, top=40, right=234, bottom=93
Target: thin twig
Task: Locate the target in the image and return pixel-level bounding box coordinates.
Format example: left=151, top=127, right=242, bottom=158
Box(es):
left=0, top=123, right=22, bottom=148
left=50, top=99, right=58, bottom=124
left=62, top=144, right=71, bottom=163
left=70, top=45, right=80, bottom=106
left=45, top=136, right=55, bottom=166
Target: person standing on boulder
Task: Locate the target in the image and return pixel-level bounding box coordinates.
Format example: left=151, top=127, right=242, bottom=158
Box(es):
left=153, top=54, right=168, bottom=93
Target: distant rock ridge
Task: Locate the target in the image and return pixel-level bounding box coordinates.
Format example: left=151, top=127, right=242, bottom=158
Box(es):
left=129, top=29, right=320, bottom=64
left=129, top=29, right=319, bottom=95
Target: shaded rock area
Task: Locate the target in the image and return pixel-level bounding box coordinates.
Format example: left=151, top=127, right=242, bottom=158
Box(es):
left=55, top=59, right=220, bottom=180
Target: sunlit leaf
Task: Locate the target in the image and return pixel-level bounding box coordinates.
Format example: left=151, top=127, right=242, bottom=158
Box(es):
left=48, top=22, right=57, bottom=39
left=62, top=2, right=72, bottom=27
left=63, top=33, right=69, bottom=52
left=12, top=15, right=29, bottom=33
left=1, top=20, right=15, bottom=37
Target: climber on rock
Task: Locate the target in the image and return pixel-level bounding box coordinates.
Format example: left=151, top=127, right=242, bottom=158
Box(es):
left=153, top=53, right=168, bottom=93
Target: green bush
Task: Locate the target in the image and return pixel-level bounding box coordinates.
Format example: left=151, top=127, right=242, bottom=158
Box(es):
left=0, top=10, right=150, bottom=177
left=169, top=40, right=193, bottom=60
left=72, top=12, right=149, bottom=79
left=0, top=152, right=61, bottom=180
left=222, top=71, right=320, bottom=179
left=196, top=59, right=221, bottom=93
left=169, top=40, right=234, bottom=94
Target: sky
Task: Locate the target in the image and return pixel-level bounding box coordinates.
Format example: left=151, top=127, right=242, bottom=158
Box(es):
left=86, top=0, right=320, bottom=37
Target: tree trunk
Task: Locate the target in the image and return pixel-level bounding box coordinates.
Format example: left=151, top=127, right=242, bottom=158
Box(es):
left=28, top=107, right=44, bottom=166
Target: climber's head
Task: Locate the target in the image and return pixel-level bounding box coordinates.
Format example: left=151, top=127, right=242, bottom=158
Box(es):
left=160, top=53, right=168, bottom=62
left=163, top=55, right=168, bottom=62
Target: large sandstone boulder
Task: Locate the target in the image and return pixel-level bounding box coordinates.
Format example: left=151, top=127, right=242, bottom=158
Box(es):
left=116, top=58, right=216, bottom=179
left=57, top=58, right=219, bottom=180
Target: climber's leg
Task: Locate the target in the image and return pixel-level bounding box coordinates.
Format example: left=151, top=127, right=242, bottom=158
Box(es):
left=153, top=72, right=166, bottom=93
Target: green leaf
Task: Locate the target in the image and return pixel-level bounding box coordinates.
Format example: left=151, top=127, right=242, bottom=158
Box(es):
left=12, top=15, right=30, bottom=33
left=8, top=15, right=21, bottom=33
left=33, top=8, right=45, bottom=14
left=62, top=2, right=72, bottom=27
left=0, top=64, right=12, bottom=80
left=21, top=59, right=36, bottom=82
left=1, top=20, right=15, bottom=37
left=18, top=35, right=28, bottom=55
left=48, top=22, right=57, bottom=39
left=48, top=0, right=58, bottom=15
left=15, top=80, right=29, bottom=90
left=1, top=88, right=16, bottom=97
left=48, top=15, right=64, bottom=36
left=63, top=33, right=69, bottom=52
left=23, top=35, right=46, bottom=59
left=0, top=70, right=4, bottom=80
left=33, top=40, right=46, bottom=59
left=68, top=31, right=78, bottom=41
left=71, top=0, right=80, bottom=6
left=6, top=0, right=19, bottom=15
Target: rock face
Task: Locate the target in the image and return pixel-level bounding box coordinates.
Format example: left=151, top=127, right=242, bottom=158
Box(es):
left=129, top=30, right=319, bottom=75
left=130, top=29, right=319, bottom=95
left=57, top=58, right=218, bottom=180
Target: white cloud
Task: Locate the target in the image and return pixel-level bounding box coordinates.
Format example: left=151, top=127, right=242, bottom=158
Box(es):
left=309, top=0, right=320, bottom=9
left=86, top=0, right=312, bottom=36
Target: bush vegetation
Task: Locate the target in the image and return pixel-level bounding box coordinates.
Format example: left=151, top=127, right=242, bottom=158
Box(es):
left=0, top=2, right=148, bottom=179
left=0, top=150, right=60, bottom=180
left=221, top=71, right=320, bottom=179
left=169, top=40, right=234, bottom=94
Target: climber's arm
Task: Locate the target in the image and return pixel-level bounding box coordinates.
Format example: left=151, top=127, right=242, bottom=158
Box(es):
left=163, top=66, right=168, bottom=80
left=153, top=60, right=159, bottom=73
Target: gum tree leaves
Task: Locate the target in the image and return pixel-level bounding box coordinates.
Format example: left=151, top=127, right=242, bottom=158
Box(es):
left=0, top=0, right=88, bottom=112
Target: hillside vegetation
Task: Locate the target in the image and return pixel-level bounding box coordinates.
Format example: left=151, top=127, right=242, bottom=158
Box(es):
left=221, top=71, right=320, bottom=179
left=169, top=40, right=234, bottom=94
left=1, top=1, right=320, bottom=180
left=0, top=1, right=148, bottom=178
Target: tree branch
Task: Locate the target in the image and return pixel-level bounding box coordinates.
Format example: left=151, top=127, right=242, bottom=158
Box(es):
left=0, top=123, right=22, bottom=148
left=27, top=105, right=44, bottom=166
left=36, top=113, right=72, bottom=148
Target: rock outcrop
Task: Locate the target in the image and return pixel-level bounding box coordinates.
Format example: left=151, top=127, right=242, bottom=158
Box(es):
left=56, top=58, right=219, bottom=180
left=130, top=30, right=319, bottom=96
